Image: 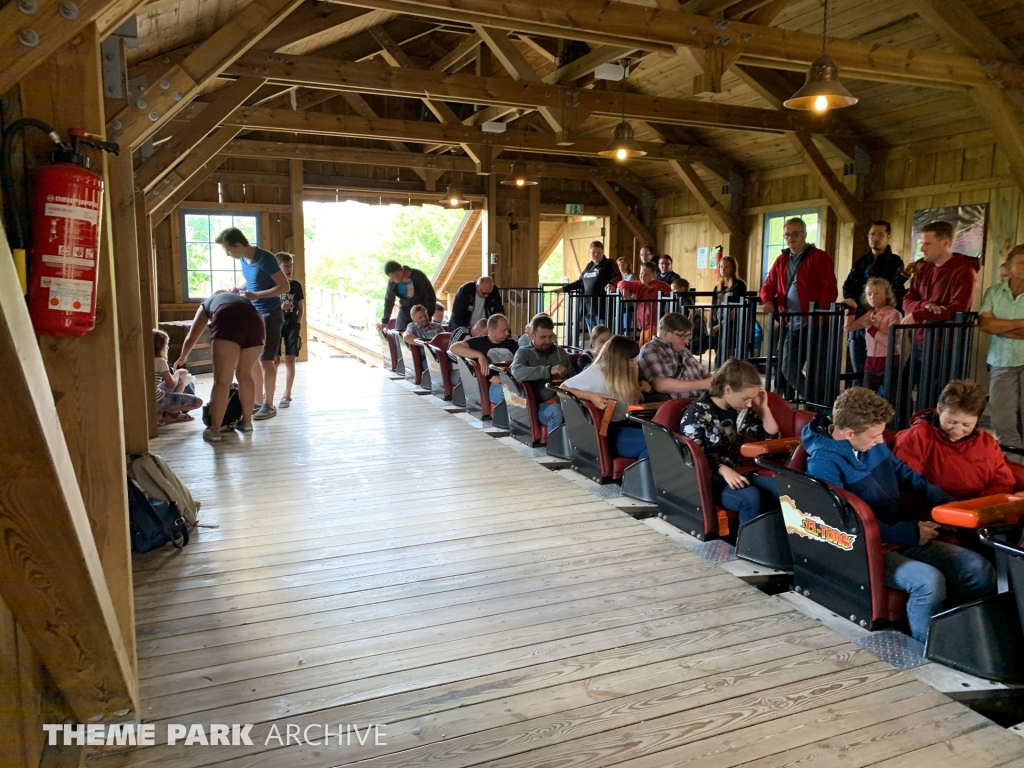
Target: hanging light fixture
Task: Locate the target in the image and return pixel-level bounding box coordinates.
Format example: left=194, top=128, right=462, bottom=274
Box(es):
left=500, top=158, right=538, bottom=187
left=441, top=183, right=468, bottom=207
left=599, top=63, right=647, bottom=160
left=784, top=0, right=858, bottom=113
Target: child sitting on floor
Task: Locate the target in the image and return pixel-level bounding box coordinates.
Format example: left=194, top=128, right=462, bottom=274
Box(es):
left=802, top=386, right=995, bottom=643
left=844, top=277, right=901, bottom=394
left=894, top=379, right=1016, bottom=500
left=153, top=330, right=204, bottom=424
left=679, top=358, right=780, bottom=525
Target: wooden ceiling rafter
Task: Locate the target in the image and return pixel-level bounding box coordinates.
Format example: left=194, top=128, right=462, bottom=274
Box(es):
left=905, top=0, right=1024, bottom=193
left=331, top=0, right=1024, bottom=89
left=107, top=0, right=306, bottom=150
left=221, top=51, right=853, bottom=136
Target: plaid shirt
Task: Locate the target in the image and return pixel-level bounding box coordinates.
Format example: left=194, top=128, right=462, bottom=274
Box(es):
left=638, top=336, right=706, bottom=399
left=405, top=320, right=445, bottom=341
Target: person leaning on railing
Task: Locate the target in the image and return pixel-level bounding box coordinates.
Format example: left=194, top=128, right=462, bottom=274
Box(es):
left=556, top=240, right=621, bottom=331
left=979, top=244, right=1024, bottom=451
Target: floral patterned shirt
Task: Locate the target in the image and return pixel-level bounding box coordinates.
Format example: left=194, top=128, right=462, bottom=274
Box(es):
left=679, top=392, right=775, bottom=471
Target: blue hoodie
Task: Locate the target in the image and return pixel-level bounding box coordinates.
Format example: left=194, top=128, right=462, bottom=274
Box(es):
left=801, top=413, right=952, bottom=548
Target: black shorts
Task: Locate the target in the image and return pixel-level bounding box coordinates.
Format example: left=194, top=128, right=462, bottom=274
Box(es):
left=260, top=308, right=284, bottom=362
left=209, top=303, right=265, bottom=349
left=280, top=322, right=301, bottom=357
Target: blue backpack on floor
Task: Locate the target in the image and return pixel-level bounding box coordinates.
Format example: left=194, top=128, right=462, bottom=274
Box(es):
left=127, top=478, right=189, bottom=553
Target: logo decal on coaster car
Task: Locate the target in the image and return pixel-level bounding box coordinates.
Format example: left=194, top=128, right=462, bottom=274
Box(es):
left=780, top=495, right=857, bottom=551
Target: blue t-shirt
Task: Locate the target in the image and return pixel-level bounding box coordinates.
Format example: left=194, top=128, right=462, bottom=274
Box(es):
left=240, top=247, right=282, bottom=313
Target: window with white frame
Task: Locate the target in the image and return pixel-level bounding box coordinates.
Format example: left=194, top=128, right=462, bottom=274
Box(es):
left=179, top=210, right=261, bottom=301
left=761, top=208, right=821, bottom=281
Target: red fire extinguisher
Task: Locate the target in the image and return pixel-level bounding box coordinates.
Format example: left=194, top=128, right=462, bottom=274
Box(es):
left=1, top=120, right=119, bottom=337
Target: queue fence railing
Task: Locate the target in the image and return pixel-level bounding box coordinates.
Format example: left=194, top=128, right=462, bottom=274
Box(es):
left=763, top=303, right=847, bottom=410
left=882, top=312, right=977, bottom=429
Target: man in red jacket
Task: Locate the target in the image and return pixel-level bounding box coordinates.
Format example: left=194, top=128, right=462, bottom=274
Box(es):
left=901, top=220, right=980, bottom=408
left=759, top=217, right=838, bottom=401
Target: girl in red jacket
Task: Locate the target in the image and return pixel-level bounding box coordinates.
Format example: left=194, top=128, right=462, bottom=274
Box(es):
left=894, top=380, right=1017, bottom=500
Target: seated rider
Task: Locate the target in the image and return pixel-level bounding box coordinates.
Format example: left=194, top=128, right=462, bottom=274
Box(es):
left=679, top=359, right=780, bottom=526
left=561, top=335, right=650, bottom=460
left=449, top=314, right=518, bottom=405
left=577, top=325, right=612, bottom=371
left=894, top=379, right=1016, bottom=501
left=802, top=387, right=996, bottom=643
left=511, top=316, right=576, bottom=433
left=403, top=304, right=445, bottom=345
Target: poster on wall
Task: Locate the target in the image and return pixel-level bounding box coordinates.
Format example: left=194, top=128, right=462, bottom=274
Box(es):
left=910, top=204, right=988, bottom=262
left=696, top=247, right=708, bottom=269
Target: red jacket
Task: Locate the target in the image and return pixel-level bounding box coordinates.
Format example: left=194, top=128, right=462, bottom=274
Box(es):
left=759, top=247, right=838, bottom=317
left=902, top=252, right=979, bottom=345
left=893, top=412, right=1016, bottom=501
left=618, top=279, right=670, bottom=328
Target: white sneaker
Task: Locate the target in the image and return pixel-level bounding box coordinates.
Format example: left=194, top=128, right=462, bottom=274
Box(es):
left=203, top=428, right=222, bottom=443
left=236, top=420, right=253, bottom=433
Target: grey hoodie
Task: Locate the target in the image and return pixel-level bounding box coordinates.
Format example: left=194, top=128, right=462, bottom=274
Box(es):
left=511, top=345, right=576, bottom=402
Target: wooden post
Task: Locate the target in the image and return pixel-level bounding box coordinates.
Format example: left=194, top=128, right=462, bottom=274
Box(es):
left=136, top=195, right=159, bottom=438
left=529, top=183, right=541, bottom=278
left=289, top=159, right=309, bottom=362
left=0, top=220, right=137, bottom=723
left=20, top=24, right=137, bottom=684
left=109, top=153, right=151, bottom=454
left=485, top=173, right=498, bottom=276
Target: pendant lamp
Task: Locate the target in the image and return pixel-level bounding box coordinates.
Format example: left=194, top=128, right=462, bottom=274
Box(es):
left=440, top=183, right=468, bottom=207
left=784, top=0, right=858, bottom=113
left=500, top=158, right=538, bottom=187
left=599, top=64, right=647, bottom=160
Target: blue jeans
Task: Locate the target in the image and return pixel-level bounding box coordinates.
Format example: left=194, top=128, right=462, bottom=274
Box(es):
left=884, top=540, right=996, bottom=643
left=717, top=474, right=780, bottom=526
left=848, top=329, right=866, bottom=387
left=537, top=401, right=564, bottom=432
left=613, top=424, right=648, bottom=460
left=488, top=383, right=504, bottom=405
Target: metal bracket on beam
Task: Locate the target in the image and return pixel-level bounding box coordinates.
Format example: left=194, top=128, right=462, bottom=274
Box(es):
left=843, top=146, right=871, bottom=201
left=721, top=170, right=744, bottom=216
left=100, top=17, right=139, bottom=100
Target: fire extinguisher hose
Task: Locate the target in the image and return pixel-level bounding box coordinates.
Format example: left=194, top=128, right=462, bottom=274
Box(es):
left=1, top=118, right=66, bottom=291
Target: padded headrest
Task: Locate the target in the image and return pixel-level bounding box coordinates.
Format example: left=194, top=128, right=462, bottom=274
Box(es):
left=757, top=392, right=798, bottom=438
left=786, top=444, right=808, bottom=472
left=430, top=332, right=451, bottom=353
left=652, top=397, right=694, bottom=433
left=387, top=319, right=396, bottom=330
left=1009, top=462, right=1024, bottom=493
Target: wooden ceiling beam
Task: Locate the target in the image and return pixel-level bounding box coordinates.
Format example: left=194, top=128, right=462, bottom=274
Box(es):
left=219, top=138, right=645, bottom=185
left=146, top=126, right=242, bottom=213
left=430, top=32, right=482, bottom=73
left=337, top=92, right=430, bottom=183
left=332, top=0, right=1022, bottom=89
left=591, top=179, right=654, bottom=245
left=107, top=0, right=304, bottom=150
left=542, top=45, right=638, bottom=86
left=0, top=0, right=148, bottom=95
left=366, top=24, right=487, bottom=171
left=222, top=51, right=851, bottom=136
left=219, top=106, right=728, bottom=164
left=785, top=131, right=863, bottom=225
left=904, top=0, right=1024, bottom=193
left=473, top=26, right=567, bottom=139
left=669, top=159, right=742, bottom=239
left=256, top=3, right=373, bottom=54
left=135, top=77, right=265, bottom=193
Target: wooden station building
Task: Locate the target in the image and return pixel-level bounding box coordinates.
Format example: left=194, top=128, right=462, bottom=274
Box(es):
left=4, top=0, right=1024, bottom=766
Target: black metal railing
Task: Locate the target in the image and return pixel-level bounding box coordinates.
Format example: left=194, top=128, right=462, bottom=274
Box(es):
left=763, top=303, right=847, bottom=410
left=883, top=312, right=977, bottom=428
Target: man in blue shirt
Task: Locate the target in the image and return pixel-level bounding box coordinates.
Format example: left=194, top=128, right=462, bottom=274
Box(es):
left=215, top=228, right=289, bottom=420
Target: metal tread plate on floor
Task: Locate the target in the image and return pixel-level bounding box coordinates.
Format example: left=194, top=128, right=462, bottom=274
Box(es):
left=587, top=484, right=624, bottom=500
left=853, top=630, right=927, bottom=670
left=684, top=539, right=738, bottom=564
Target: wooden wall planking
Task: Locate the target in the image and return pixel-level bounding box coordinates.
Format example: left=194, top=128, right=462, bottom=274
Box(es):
left=0, top=597, right=45, bottom=768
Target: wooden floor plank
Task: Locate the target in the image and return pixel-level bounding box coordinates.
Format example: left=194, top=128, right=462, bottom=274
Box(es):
left=92, top=360, right=1024, bottom=768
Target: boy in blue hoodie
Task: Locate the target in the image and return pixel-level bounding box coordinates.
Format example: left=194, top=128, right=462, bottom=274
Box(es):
left=802, top=387, right=995, bottom=643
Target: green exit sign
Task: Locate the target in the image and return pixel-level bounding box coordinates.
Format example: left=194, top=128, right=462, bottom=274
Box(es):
left=565, top=204, right=585, bottom=215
